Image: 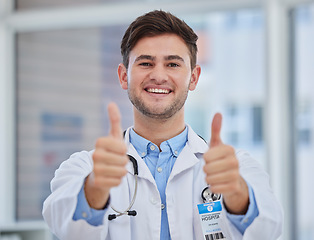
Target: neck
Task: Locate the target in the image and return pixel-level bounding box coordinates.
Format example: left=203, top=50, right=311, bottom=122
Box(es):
left=133, top=108, right=186, bottom=147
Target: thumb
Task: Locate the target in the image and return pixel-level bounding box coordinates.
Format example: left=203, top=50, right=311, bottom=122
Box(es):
left=107, top=102, right=123, bottom=139
left=209, top=113, right=223, bottom=148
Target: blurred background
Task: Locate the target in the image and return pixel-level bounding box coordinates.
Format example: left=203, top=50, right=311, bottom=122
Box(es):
left=0, top=0, right=313, bottom=239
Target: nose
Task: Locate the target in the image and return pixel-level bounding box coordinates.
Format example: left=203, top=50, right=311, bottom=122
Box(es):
left=149, top=64, right=169, bottom=83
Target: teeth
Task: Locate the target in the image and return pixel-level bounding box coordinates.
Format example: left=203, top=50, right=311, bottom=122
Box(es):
left=147, top=88, right=170, bottom=94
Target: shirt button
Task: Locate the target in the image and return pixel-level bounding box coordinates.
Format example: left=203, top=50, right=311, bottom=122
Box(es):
left=157, top=167, right=162, bottom=173
left=150, top=145, right=156, bottom=151
left=243, top=218, right=248, bottom=223
left=174, top=150, right=178, bottom=155
left=161, top=204, right=165, bottom=210
left=82, top=212, right=88, bottom=218
left=141, top=152, right=146, bottom=157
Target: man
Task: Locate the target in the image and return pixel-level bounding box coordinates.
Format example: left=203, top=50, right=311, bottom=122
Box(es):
left=43, top=10, right=282, bottom=240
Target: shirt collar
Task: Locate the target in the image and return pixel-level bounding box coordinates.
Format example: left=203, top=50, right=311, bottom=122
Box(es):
left=164, top=127, right=188, bottom=157
left=129, top=127, right=188, bottom=158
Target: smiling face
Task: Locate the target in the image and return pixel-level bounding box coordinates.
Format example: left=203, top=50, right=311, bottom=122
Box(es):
left=118, top=33, right=201, bottom=121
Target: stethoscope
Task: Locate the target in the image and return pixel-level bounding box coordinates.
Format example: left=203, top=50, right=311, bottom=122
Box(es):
left=107, top=150, right=221, bottom=220
left=108, top=155, right=138, bottom=221
left=201, top=187, right=221, bottom=203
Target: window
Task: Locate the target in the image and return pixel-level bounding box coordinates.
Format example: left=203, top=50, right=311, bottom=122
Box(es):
left=15, top=26, right=133, bottom=220
left=294, top=4, right=314, bottom=239
left=185, top=9, right=266, bottom=165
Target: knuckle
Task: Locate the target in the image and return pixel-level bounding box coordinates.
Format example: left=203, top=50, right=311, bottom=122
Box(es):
left=203, top=164, right=211, bottom=174
left=203, top=151, right=211, bottom=162
left=112, top=178, right=122, bottom=187
left=110, top=137, right=124, bottom=146
left=121, top=168, right=128, bottom=176
left=116, top=168, right=127, bottom=178
left=122, top=156, right=129, bottom=165
left=228, top=144, right=234, bottom=151
left=230, top=157, right=239, bottom=168
left=225, top=145, right=235, bottom=154
left=120, top=143, right=127, bottom=154
left=92, top=150, right=101, bottom=161
left=92, top=150, right=107, bottom=163
left=95, top=138, right=105, bottom=148
left=93, top=165, right=104, bottom=175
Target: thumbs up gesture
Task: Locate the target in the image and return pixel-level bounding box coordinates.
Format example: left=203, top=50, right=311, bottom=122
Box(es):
left=203, top=113, right=249, bottom=214
left=85, top=102, right=129, bottom=209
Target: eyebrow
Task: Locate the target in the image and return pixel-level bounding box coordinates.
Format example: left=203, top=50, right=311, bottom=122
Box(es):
left=165, top=55, right=185, bottom=63
left=134, top=54, right=185, bottom=63
left=134, top=55, right=155, bottom=62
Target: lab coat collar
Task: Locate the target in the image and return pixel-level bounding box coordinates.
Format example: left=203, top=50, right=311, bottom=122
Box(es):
left=123, top=125, right=209, bottom=182
left=185, top=124, right=209, bottom=154
left=123, top=125, right=208, bottom=154
left=168, top=125, right=209, bottom=181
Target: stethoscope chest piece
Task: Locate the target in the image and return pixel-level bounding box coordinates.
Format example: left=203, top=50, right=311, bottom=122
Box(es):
left=201, top=186, right=221, bottom=203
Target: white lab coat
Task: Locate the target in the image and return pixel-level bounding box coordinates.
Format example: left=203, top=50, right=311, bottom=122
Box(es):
left=42, top=125, right=283, bottom=240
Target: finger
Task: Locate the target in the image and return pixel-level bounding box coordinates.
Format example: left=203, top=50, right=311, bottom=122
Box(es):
left=203, top=145, right=235, bottom=163
left=94, top=164, right=128, bottom=178
left=93, top=148, right=128, bottom=166
left=209, top=113, right=223, bottom=148
left=95, top=137, right=127, bottom=155
left=108, top=102, right=123, bottom=139
left=203, top=154, right=238, bottom=174
left=209, top=182, right=237, bottom=194
left=93, top=176, right=124, bottom=188
left=205, top=169, right=238, bottom=186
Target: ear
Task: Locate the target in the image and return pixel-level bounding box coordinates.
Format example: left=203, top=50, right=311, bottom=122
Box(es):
left=189, top=64, right=201, bottom=91
left=118, top=63, right=128, bottom=90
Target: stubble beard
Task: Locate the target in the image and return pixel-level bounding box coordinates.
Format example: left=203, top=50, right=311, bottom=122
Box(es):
left=127, top=88, right=189, bottom=120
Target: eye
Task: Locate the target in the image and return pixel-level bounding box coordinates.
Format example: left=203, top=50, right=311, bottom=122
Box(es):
left=139, top=62, right=152, bottom=67
left=168, top=63, right=179, bottom=68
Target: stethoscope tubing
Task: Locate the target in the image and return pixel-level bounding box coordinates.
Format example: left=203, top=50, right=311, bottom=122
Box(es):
left=110, top=174, right=138, bottom=216
left=108, top=154, right=138, bottom=220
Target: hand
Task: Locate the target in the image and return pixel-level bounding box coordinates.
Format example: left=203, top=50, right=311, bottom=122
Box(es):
left=85, top=102, right=129, bottom=209
left=203, top=113, right=249, bottom=214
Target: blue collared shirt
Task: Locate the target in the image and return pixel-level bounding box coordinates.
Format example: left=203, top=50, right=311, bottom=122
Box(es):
left=129, top=128, right=188, bottom=239
left=73, top=127, right=259, bottom=236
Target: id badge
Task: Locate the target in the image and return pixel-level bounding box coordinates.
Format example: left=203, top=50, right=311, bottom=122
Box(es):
left=197, top=200, right=227, bottom=240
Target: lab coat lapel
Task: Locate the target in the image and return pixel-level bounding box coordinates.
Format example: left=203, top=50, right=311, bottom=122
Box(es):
left=168, top=125, right=208, bottom=182
left=168, top=144, right=199, bottom=182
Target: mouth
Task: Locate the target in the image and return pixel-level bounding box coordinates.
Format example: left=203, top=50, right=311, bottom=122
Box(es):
left=145, top=87, right=171, bottom=94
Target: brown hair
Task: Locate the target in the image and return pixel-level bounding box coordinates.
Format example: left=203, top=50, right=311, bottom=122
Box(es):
left=121, top=10, right=198, bottom=69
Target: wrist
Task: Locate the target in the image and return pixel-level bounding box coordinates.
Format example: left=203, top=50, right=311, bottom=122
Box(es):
left=85, top=174, right=110, bottom=209
left=223, top=177, right=249, bottom=215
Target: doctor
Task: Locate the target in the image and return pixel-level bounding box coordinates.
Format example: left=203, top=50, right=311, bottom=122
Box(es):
left=42, top=10, right=283, bottom=240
